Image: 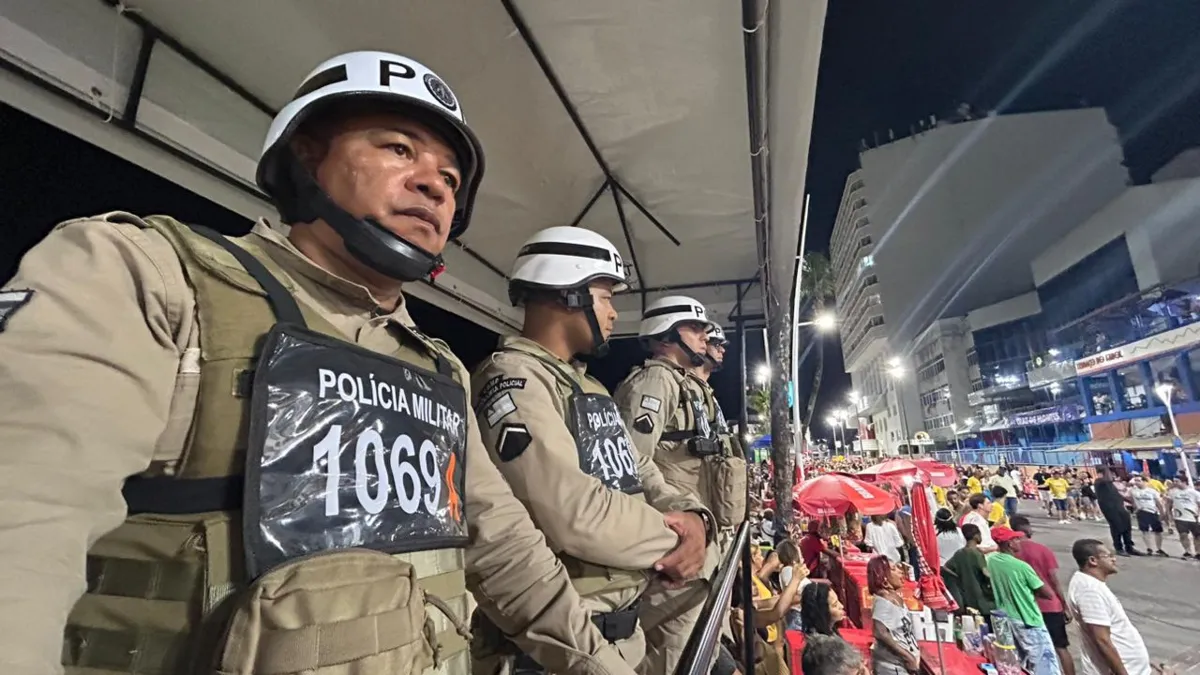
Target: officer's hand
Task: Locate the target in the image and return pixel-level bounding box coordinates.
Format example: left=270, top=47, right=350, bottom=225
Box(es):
left=654, top=511, right=707, bottom=586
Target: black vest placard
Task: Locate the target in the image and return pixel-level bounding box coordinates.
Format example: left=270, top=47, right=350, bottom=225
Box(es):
left=243, top=324, right=469, bottom=579
left=568, top=393, right=643, bottom=495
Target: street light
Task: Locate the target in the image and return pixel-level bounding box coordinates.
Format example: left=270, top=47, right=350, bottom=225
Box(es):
left=809, top=311, right=837, bottom=332
left=790, top=309, right=838, bottom=482
left=1156, top=382, right=1194, bottom=484
left=755, top=364, right=771, bottom=385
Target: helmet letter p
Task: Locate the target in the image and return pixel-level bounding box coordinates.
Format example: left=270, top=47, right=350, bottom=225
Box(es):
left=379, top=60, right=417, bottom=86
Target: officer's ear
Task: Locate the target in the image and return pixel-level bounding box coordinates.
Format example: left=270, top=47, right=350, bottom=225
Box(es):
left=290, top=132, right=329, bottom=174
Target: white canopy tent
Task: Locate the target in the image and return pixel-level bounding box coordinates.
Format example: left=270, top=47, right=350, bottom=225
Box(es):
left=0, top=0, right=826, bottom=338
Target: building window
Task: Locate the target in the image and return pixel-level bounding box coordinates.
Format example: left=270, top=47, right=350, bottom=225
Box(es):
left=1115, top=365, right=1149, bottom=410
left=1087, top=375, right=1116, bottom=415
left=918, top=359, right=946, bottom=383
left=971, top=379, right=984, bottom=392
left=967, top=349, right=978, bottom=368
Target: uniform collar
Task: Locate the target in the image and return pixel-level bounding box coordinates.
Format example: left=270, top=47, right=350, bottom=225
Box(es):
left=248, top=219, right=416, bottom=328
left=646, top=355, right=688, bottom=374
left=501, top=335, right=589, bottom=377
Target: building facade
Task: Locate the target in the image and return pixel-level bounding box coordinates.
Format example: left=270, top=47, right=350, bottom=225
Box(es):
left=832, top=107, right=1130, bottom=456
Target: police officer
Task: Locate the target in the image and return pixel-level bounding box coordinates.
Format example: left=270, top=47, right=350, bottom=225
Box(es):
left=694, top=325, right=748, bottom=554
left=613, top=296, right=732, bottom=675
left=470, top=227, right=716, bottom=674
left=0, top=51, right=633, bottom=675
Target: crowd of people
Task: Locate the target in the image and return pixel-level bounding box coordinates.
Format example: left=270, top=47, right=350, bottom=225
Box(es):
left=735, top=459, right=1189, bottom=675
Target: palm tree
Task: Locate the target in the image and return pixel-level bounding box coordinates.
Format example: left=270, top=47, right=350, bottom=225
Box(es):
left=799, top=252, right=836, bottom=429
left=749, top=387, right=771, bottom=421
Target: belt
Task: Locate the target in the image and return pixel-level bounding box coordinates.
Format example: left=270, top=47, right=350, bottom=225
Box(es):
left=512, top=601, right=641, bottom=673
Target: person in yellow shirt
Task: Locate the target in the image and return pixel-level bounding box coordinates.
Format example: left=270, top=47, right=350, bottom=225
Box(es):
left=967, top=470, right=983, bottom=496
left=1046, top=470, right=1072, bottom=523
left=987, top=486, right=1010, bottom=528
left=932, top=484, right=948, bottom=508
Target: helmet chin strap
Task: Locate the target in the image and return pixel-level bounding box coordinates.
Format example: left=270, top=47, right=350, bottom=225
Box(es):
left=668, top=328, right=707, bottom=368
left=285, top=150, right=446, bottom=283
left=706, top=351, right=724, bottom=372
left=562, top=288, right=610, bottom=359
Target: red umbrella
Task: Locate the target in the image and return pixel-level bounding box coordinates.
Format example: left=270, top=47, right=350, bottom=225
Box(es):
left=858, top=458, right=932, bottom=484
left=909, top=481, right=956, bottom=611
left=912, top=458, right=959, bottom=488
left=793, top=474, right=897, bottom=517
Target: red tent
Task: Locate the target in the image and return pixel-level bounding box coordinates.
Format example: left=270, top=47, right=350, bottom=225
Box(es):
left=909, top=482, right=956, bottom=611
left=793, top=474, right=897, bottom=517
left=857, top=458, right=932, bottom=485
left=912, top=458, right=960, bottom=488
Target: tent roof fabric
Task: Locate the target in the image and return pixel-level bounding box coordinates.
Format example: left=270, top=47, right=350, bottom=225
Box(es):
left=0, top=0, right=827, bottom=336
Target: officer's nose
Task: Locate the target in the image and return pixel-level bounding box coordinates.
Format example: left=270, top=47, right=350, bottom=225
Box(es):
left=405, top=153, right=449, bottom=206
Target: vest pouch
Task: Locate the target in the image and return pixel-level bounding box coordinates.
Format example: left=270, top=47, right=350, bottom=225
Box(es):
left=214, top=548, right=465, bottom=675
left=704, top=455, right=748, bottom=528
left=686, top=436, right=721, bottom=458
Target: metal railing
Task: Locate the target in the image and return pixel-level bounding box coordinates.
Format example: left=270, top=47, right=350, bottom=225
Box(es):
left=673, top=520, right=752, bottom=675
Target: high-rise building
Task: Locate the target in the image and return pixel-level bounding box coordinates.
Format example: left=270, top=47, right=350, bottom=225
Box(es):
left=833, top=108, right=1130, bottom=455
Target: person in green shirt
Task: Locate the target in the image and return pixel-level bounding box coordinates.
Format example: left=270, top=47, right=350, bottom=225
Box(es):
left=986, top=527, right=1063, bottom=675
left=943, top=523, right=995, bottom=618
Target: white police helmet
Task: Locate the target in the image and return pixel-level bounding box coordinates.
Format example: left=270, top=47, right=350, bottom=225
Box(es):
left=707, top=324, right=728, bottom=345
left=510, top=227, right=629, bottom=357
left=509, top=226, right=628, bottom=301
left=256, top=51, right=484, bottom=281
left=639, top=295, right=715, bottom=339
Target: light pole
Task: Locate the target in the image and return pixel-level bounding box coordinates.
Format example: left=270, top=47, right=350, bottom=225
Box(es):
left=790, top=311, right=836, bottom=483
left=1156, top=383, right=1194, bottom=485
left=887, top=358, right=910, bottom=456
left=952, top=417, right=974, bottom=466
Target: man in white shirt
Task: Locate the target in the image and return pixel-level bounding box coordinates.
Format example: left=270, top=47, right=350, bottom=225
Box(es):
left=961, top=493, right=998, bottom=553
left=1166, top=478, right=1200, bottom=559
left=1129, top=476, right=1167, bottom=556
left=1066, top=539, right=1151, bottom=675
left=864, top=513, right=905, bottom=562
left=990, top=466, right=1021, bottom=516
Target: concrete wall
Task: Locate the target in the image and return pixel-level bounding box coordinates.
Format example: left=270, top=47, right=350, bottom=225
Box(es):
left=858, top=108, right=1128, bottom=347
left=966, top=292, right=1042, bottom=332
left=1032, top=179, right=1200, bottom=291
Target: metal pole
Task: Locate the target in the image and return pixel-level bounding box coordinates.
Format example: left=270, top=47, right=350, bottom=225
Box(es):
left=897, top=385, right=911, bottom=456
left=1164, top=397, right=1194, bottom=485
left=791, top=194, right=812, bottom=483
left=954, top=429, right=963, bottom=466
left=737, top=320, right=749, bottom=449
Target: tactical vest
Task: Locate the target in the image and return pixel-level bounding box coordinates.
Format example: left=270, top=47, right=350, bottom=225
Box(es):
left=639, top=361, right=719, bottom=456
left=64, top=215, right=471, bottom=675
left=496, top=346, right=648, bottom=601
left=635, top=361, right=746, bottom=529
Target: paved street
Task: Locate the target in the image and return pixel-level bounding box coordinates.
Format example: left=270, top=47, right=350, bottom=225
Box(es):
left=1014, top=502, right=1200, bottom=670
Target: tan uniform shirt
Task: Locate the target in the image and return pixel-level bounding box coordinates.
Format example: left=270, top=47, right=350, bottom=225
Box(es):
left=471, top=337, right=705, bottom=591
left=614, top=358, right=714, bottom=507
left=0, top=215, right=631, bottom=675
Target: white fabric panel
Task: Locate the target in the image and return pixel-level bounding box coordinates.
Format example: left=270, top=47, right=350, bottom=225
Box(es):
left=3, top=0, right=827, bottom=334
left=137, top=43, right=270, bottom=185
left=0, top=0, right=140, bottom=114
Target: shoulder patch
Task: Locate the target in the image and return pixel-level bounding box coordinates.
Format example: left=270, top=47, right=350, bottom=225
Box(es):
left=482, top=392, right=517, bottom=428
left=633, top=413, right=655, bottom=434
left=0, top=289, right=34, bottom=332
left=478, top=374, right=527, bottom=404
left=497, top=423, right=532, bottom=462
left=640, top=395, right=662, bottom=413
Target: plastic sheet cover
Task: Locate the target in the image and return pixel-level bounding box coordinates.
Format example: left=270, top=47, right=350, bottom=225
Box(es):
left=568, top=393, right=643, bottom=494
left=244, top=325, right=468, bottom=578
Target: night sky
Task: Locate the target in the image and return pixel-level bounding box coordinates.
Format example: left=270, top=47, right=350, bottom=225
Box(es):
left=3, top=2, right=1200, bottom=442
